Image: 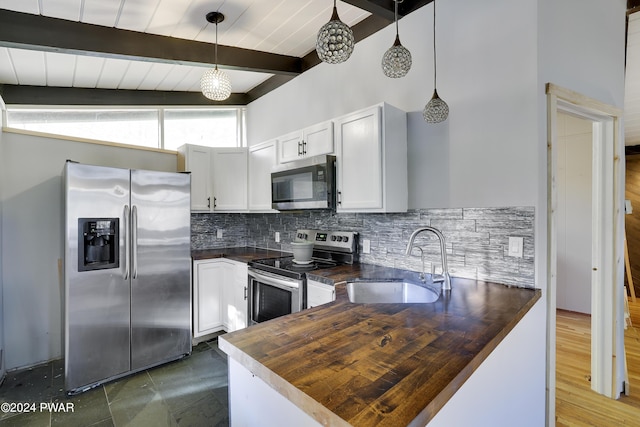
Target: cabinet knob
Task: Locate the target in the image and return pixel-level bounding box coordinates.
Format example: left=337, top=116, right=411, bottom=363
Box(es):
left=244, top=286, right=248, bottom=300
left=337, top=191, right=342, bottom=205
left=302, top=140, right=307, bottom=155
left=213, top=197, right=217, bottom=208
left=297, top=141, right=303, bottom=156
left=207, top=197, right=211, bottom=208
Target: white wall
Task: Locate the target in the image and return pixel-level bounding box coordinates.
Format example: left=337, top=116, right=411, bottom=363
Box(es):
left=1, top=131, right=177, bottom=369
left=556, top=113, right=593, bottom=314
left=246, top=0, right=626, bottom=421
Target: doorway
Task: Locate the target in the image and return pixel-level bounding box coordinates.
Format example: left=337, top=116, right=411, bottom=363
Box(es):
left=556, top=112, right=593, bottom=315
left=546, top=83, right=626, bottom=425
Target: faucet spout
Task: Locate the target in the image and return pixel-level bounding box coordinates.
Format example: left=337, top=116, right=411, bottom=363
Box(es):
left=405, top=226, right=451, bottom=290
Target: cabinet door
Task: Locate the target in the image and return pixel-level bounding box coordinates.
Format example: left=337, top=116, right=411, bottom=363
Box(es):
left=303, top=121, right=333, bottom=158
left=232, top=262, right=249, bottom=331
left=335, top=107, right=383, bottom=210
left=278, top=131, right=303, bottom=163
left=307, top=280, right=335, bottom=308
left=182, top=145, right=211, bottom=211
left=193, top=260, right=224, bottom=337
left=248, top=140, right=277, bottom=211
left=211, top=148, right=248, bottom=211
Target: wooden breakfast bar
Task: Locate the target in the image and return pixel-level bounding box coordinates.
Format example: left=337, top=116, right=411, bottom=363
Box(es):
left=219, top=266, right=541, bottom=427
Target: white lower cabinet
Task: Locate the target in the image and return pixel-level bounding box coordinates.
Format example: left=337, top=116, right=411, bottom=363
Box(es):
left=306, top=279, right=335, bottom=308
left=193, top=258, right=248, bottom=337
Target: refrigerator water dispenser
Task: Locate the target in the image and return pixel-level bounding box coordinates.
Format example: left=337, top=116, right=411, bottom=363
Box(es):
left=78, top=218, right=119, bottom=271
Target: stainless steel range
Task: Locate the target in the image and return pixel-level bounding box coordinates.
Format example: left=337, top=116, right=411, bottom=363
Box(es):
left=248, top=229, right=358, bottom=324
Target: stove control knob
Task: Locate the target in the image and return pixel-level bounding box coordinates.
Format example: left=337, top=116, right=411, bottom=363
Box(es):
left=343, top=236, right=349, bottom=243
left=331, top=235, right=337, bottom=241
left=336, top=236, right=343, bottom=242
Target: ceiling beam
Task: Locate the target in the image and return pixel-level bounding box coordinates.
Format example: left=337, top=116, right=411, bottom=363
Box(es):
left=341, top=0, right=396, bottom=21
left=0, top=9, right=301, bottom=76
left=0, top=84, right=249, bottom=106
left=341, top=0, right=434, bottom=20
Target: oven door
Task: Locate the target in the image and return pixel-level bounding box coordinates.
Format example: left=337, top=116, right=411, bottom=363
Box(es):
left=248, top=268, right=303, bottom=324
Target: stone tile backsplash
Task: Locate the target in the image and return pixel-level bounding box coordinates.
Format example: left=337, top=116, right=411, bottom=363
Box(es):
left=191, top=207, right=535, bottom=288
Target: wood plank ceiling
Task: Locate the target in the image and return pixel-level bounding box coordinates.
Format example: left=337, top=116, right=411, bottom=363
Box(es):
left=0, top=0, right=432, bottom=106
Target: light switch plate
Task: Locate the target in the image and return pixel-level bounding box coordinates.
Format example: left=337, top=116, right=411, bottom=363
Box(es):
left=362, top=239, right=371, bottom=254
left=508, top=236, right=524, bottom=258
left=275, top=232, right=280, bottom=243
left=217, top=229, right=224, bottom=239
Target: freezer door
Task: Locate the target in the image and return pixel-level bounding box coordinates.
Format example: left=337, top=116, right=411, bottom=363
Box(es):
left=130, top=170, right=191, bottom=369
left=64, top=162, right=131, bottom=393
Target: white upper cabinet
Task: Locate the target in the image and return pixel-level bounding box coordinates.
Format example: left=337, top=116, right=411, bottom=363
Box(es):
left=248, top=139, right=278, bottom=212
left=177, top=144, right=211, bottom=211
left=334, top=103, right=407, bottom=213
left=177, top=144, right=248, bottom=212
left=211, top=148, right=248, bottom=211
left=278, top=120, right=333, bottom=164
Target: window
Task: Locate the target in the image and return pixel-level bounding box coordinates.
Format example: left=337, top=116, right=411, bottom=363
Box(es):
left=5, top=106, right=245, bottom=150
left=163, top=108, right=239, bottom=150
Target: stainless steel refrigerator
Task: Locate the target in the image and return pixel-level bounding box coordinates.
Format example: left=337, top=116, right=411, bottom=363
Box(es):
left=63, top=161, right=191, bottom=394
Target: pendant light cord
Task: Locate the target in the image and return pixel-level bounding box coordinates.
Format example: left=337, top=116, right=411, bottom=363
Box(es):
left=395, top=0, right=399, bottom=36
left=215, top=17, right=219, bottom=68
left=433, top=0, right=437, bottom=88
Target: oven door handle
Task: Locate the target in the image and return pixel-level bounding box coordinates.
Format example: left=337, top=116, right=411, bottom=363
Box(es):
left=249, top=269, right=300, bottom=290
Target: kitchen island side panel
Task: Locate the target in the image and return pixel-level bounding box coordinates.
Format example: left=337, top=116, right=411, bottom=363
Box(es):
left=425, top=298, right=545, bottom=426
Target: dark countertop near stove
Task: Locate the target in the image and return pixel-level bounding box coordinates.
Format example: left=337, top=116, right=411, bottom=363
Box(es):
left=191, top=247, right=289, bottom=263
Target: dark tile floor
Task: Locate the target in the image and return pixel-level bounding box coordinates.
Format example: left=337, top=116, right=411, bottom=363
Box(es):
left=0, top=338, right=229, bottom=427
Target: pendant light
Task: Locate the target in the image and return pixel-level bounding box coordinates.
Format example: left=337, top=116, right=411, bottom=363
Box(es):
left=382, top=0, right=412, bottom=78
left=316, top=0, right=355, bottom=64
left=201, top=11, right=232, bottom=101
left=423, top=1, right=449, bottom=123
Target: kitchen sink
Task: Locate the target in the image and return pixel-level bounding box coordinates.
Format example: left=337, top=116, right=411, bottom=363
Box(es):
left=346, top=279, right=440, bottom=304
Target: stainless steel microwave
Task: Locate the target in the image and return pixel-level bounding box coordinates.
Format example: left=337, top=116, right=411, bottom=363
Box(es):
left=271, top=155, right=336, bottom=210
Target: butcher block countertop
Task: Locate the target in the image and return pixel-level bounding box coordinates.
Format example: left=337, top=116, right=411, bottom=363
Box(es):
left=218, top=258, right=541, bottom=427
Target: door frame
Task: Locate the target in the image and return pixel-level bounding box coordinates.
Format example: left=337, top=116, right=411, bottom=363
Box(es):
left=546, top=83, right=625, bottom=424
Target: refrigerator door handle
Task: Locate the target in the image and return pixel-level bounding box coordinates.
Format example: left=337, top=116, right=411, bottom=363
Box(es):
left=123, top=205, right=130, bottom=280
left=132, top=205, right=138, bottom=279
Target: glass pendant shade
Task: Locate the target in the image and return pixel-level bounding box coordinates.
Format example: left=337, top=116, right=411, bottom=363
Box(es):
left=424, top=1, right=448, bottom=123
left=423, top=89, right=449, bottom=123
left=382, top=35, right=412, bottom=78
left=201, top=11, right=231, bottom=101
left=382, top=0, right=411, bottom=78
left=316, top=5, right=354, bottom=64
left=201, top=66, right=232, bottom=101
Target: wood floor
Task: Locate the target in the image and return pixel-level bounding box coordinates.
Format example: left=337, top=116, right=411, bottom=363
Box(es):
left=556, top=299, right=640, bottom=426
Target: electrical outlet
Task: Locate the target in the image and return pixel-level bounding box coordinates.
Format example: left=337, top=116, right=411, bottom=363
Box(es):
left=217, top=229, right=224, bottom=239
left=362, top=239, right=371, bottom=254
left=275, top=232, right=280, bottom=243
left=508, top=236, right=524, bottom=258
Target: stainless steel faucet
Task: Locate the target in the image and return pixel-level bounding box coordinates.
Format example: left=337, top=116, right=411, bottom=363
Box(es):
left=405, top=226, right=451, bottom=290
